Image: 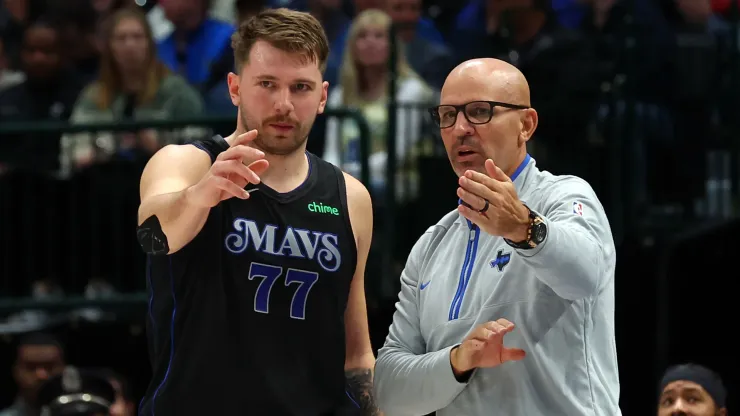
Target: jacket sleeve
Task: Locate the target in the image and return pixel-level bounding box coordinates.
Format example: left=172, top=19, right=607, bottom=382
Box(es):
left=516, top=177, right=615, bottom=300
left=374, top=229, right=467, bottom=415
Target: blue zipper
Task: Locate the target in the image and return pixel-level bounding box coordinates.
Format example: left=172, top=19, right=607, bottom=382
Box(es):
left=447, top=153, right=530, bottom=321
left=449, top=221, right=479, bottom=320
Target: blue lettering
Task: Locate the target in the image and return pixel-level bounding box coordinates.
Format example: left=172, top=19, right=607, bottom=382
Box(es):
left=248, top=262, right=320, bottom=320
left=224, top=218, right=343, bottom=272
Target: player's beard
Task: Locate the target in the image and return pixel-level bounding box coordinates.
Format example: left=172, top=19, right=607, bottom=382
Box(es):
left=239, top=104, right=314, bottom=156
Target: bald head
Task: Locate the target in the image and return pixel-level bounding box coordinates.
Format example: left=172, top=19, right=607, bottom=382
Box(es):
left=442, top=58, right=531, bottom=107
left=437, top=58, right=538, bottom=179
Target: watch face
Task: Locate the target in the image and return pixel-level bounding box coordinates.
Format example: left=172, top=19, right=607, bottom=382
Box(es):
left=532, top=222, right=547, bottom=243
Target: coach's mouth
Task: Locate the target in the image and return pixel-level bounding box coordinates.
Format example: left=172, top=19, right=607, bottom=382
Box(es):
left=456, top=146, right=479, bottom=161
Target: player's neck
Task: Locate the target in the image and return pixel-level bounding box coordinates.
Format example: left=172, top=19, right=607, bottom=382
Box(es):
left=259, top=148, right=310, bottom=194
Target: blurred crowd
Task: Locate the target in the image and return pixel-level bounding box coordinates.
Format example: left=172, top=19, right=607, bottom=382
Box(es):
left=0, top=0, right=737, bottom=414
left=0, top=0, right=736, bottom=191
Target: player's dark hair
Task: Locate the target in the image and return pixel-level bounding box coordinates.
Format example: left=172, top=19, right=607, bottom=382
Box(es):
left=231, top=8, right=329, bottom=73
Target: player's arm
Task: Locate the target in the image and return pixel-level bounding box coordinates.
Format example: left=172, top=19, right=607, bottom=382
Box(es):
left=373, top=228, right=467, bottom=416
left=137, top=131, right=266, bottom=254
left=513, top=177, right=615, bottom=300
left=137, top=144, right=214, bottom=254
left=342, top=173, right=380, bottom=416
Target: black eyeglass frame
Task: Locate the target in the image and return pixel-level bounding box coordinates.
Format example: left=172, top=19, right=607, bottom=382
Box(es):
left=428, top=100, right=531, bottom=129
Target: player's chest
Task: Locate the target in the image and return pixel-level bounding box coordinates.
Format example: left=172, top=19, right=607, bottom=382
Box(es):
left=213, top=210, right=353, bottom=321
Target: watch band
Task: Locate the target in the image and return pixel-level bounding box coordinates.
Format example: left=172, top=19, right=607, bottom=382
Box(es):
left=505, top=205, right=539, bottom=249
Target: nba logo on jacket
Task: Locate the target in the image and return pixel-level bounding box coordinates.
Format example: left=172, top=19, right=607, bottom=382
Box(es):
left=572, top=201, right=584, bottom=216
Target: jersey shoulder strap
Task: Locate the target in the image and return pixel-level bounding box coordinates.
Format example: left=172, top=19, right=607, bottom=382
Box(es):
left=190, top=135, right=230, bottom=164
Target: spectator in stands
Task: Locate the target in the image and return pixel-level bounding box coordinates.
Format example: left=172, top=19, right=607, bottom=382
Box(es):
left=384, top=0, right=445, bottom=44
left=0, top=37, right=24, bottom=90
left=0, top=19, right=84, bottom=173
left=323, top=9, right=433, bottom=202
left=157, top=0, right=234, bottom=108
left=0, top=333, right=66, bottom=416
left=306, top=0, right=352, bottom=87
left=452, top=0, right=603, bottom=177
left=48, top=0, right=101, bottom=83
left=354, top=0, right=385, bottom=13
left=384, top=0, right=454, bottom=88
left=201, top=0, right=269, bottom=116
left=661, top=0, right=730, bottom=209
left=657, top=363, right=728, bottom=416
left=236, top=0, right=266, bottom=22
left=91, top=0, right=137, bottom=50
left=60, top=7, right=204, bottom=176
left=93, top=368, right=136, bottom=416
left=0, top=0, right=28, bottom=70
left=578, top=0, right=678, bottom=206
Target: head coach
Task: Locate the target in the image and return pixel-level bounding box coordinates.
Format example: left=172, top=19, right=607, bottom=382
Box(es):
left=373, top=58, right=620, bottom=416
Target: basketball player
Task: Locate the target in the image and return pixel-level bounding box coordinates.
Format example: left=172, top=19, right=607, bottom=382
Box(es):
left=135, top=9, right=379, bottom=416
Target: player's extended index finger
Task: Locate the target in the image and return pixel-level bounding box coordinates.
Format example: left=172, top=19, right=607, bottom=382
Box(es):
left=232, top=129, right=259, bottom=146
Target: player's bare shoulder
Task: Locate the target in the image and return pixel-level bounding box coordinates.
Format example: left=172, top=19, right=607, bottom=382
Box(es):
left=139, top=144, right=213, bottom=198
left=146, top=144, right=212, bottom=173
left=342, top=172, right=372, bottom=217
left=342, top=172, right=373, bottom=247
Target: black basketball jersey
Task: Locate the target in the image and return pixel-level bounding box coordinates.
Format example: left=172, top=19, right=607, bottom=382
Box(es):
left=139, top=137, right=360, bottom=416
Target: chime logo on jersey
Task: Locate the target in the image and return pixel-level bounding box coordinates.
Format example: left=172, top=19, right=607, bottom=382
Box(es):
left=224, top=218, right=342, bottom=272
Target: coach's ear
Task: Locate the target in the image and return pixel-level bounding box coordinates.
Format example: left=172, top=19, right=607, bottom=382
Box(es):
left=228, top=72, right=241, bottom=106
left=317, top=81, right=329, bottom=115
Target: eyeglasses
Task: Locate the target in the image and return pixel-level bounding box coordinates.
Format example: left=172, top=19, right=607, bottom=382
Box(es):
left=428, top=101, right=530, bottom=129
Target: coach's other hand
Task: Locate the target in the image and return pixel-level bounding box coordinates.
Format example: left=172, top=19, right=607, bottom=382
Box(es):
left=457, top=158, right=530, bottom=241
left=186, top=130, right=269, bottom=208
left=449, top=318, right=525, bottom=380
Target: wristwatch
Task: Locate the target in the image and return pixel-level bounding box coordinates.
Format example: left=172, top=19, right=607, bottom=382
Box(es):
left=504, top=205, right=547, bottom=249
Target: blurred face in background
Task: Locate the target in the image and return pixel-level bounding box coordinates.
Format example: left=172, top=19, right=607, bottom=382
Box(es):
left=676, top=0, right=712, bottom=25
left=228, top=40, right=328, bottom=156
left=353, top=24, right=389, bottom=68
left=161, top=0, right=208, bottom=31
left=385, top=0, right=421, bottom=40
left=313, top=0, right=342, bottom=10
left=354, top=0, right=384, bottom=13
left=21, top=24, right=62, bottom=82
left=13, top=345, right=65, bottom=405
left=110, top=16, right=148, bottom=73
left=91, top=0, right=114, bottom=13
left=658, top=380, right=727, bottom=416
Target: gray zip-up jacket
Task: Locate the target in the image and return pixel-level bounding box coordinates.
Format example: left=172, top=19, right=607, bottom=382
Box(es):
left=374, top=156, right=620, bottom=416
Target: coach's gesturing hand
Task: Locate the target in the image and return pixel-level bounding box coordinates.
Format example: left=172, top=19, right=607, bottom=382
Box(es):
left=456, top=159, right=530, bottom=241
left=186, top=130, right=269, bottom=208
left=449, top=318, right=526, bottom=380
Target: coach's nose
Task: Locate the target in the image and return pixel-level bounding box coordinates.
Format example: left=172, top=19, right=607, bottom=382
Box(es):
left=453, top=111, right=474, bottom=136
left=273, top=87, right=295, bottom=115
